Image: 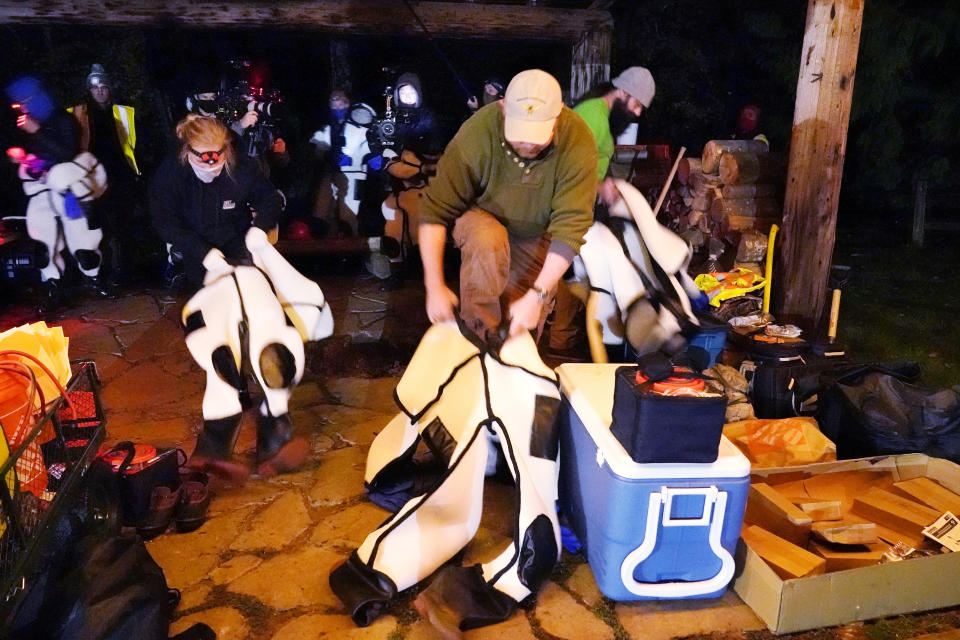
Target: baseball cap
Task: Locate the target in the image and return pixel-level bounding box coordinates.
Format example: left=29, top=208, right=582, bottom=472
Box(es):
left=503, top=69, right=562, bottom=146
left=612, top=66, right=655, bottom=108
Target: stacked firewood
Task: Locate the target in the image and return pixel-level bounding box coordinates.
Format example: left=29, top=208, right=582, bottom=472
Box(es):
left=662, top=140, right=785, bottom=258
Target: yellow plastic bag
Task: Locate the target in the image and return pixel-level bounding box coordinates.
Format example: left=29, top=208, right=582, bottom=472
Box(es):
left=723, top=417, right=837, bottom=468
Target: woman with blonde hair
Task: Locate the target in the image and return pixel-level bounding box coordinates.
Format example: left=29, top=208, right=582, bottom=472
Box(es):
left=150, top=114, right=281, bottom=290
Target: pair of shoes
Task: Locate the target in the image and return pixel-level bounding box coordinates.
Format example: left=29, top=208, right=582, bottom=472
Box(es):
left=136, top=471, right=212, bottom=539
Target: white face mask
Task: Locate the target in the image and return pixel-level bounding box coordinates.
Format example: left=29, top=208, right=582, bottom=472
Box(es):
left=189, top=157, right=224, bottom=183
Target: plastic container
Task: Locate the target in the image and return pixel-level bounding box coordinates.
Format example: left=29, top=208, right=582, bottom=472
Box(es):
left=686, top=317, right=729, bottom=369
left=557, top=364, right=750, bottom=601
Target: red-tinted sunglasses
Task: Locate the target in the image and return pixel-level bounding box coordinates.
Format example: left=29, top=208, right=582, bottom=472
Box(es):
left=189, top=146, right=226, bottom=165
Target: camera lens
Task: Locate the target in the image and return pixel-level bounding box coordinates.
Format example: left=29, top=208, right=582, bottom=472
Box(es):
left=378, top=120, right=396, bottom=139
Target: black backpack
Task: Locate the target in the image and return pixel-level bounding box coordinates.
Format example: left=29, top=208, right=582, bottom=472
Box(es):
left=5, top=532, right=213, bottom=640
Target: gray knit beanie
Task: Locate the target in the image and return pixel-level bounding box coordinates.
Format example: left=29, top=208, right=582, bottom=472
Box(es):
left=86, top=64, right=110, bottom=89
left=612, top=66, right=655, bottom=108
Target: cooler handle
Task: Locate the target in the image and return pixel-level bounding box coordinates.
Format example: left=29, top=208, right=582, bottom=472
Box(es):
left=619, top=486, right=734, bottom=597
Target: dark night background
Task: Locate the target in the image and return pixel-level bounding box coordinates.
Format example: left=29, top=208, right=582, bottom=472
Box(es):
left=1, top=0, right=959, bottom=233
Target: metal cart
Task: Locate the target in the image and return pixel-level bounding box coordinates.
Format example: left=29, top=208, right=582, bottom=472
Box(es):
left=0, top=361, right=109, bottom=626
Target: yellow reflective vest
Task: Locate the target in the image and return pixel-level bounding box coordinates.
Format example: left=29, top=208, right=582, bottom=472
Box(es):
left=69, top=102, right=139, bottom=175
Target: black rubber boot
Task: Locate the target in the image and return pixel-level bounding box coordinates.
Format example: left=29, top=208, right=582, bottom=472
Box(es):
left=82, top=274, right=117, bottom=299
left=256, top=412, right=309, bottom=477
left=37, top=279, right=64, bottom=312
left=187, top=413, right=249, bottom=485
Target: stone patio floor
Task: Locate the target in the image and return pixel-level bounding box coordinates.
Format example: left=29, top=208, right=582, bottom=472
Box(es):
left=4, top=259, right=960, bottom=640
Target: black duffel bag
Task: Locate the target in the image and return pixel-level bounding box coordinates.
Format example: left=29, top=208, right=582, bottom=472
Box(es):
left=809, top=362, right=960, bottom=462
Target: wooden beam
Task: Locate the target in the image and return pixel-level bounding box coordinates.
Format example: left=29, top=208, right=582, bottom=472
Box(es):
left=571, top=27, right=611, bottom=100
left=0, top=0, right=613, bottom=40
left=777, top=0, right=864, bottom=328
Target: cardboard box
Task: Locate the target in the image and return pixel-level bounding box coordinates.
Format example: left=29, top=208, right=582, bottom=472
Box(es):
left=732, top=453, right=960, bottom=634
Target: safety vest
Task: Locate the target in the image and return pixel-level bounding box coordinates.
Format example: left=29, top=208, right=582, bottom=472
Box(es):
left=69, top=103, right=139, bottom=175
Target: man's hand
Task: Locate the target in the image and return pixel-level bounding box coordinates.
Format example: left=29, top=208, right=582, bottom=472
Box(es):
left=239, top=109, right=259, bottom=130
left=508, top=289, right=542, bottom=337
left=425, top=283, right=459, bottom=324
left=598, top=177, right=620, bottom=207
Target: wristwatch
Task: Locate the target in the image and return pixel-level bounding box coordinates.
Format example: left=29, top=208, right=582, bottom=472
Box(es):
left=530, top=285, right=549, bottom=303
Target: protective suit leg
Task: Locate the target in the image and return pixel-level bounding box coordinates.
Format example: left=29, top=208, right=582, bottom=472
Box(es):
left=25, top=191, right=64, bottom=282
left=61, top=214, right=104, bottom=277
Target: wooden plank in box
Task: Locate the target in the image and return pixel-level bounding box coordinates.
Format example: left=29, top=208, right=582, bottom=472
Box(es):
left=733, top=454, right=960, bottom=634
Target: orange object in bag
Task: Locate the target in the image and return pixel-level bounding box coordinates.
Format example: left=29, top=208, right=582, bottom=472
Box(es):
left=722, top=417, right=837, bottom=468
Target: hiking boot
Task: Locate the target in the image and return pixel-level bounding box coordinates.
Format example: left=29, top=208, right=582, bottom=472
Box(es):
left=256, top=413, right=309, bottom=477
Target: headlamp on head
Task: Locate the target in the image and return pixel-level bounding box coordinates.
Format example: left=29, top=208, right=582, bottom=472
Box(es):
left=189, top=146, right=226, bottom=165
left=396, top=83, right=420, bottom=109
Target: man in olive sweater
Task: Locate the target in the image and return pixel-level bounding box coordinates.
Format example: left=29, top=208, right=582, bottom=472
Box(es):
left=418, top=69, right=598, bottom=340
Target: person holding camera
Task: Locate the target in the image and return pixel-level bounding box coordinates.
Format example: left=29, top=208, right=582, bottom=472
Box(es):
left=148, top=115, right=282, bottom=291
left=418, top=69, right=598, bottom=341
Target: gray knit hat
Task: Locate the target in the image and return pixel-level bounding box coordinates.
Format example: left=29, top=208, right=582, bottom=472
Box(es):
left=612, top=66, right=655, bottom=108
left=86, top=64, right=110, bottom=89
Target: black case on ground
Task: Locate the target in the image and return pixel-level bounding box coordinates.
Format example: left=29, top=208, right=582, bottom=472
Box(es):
left=610, top=366, right=726, bottom=464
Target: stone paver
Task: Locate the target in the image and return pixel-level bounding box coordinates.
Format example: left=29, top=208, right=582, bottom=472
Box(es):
left=210, top=554, right=263, bottom=585
left=227, top=545, right=344, bottom=610
left=535, top=581, right=615, bottom=640
left=231, top=490, right=312, bottom=551
left=615, top=589, right=766, bottom=640
left=147, top=505, right=255, bottom=588
left=464, top=613, right=538, bottom=640
left=310, top=502, right=390, bottom=548
left=307, top=446, right=367, bottom=506
left=323, top=377, right=402, bottom=415
left=269, top=614, right=398, bottom=640
left=177, top=581, right=213, bottom=611
left=78, top=294, right=160, bottom=324
left=565, top=563, right=605, bottom=609
left=100, top=360, right=201, bottom=410
left=170, top=606, right=250, bottom=640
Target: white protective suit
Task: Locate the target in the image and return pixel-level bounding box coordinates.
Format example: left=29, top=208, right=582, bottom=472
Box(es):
left=21, top=152, right=107, bottom=280
left=330, top=323, right=563, bottom=631
left=181, top=227, right=333, bottom=475
left=574, top=179, right=702, bottom=356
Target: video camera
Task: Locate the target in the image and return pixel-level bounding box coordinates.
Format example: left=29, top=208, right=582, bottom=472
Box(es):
left=201, top=61, right=286, bottom=157
left=365, top=71, right=423, bottom=156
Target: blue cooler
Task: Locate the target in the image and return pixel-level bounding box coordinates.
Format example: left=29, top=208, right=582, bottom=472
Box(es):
left=557, top=364, right=750, bottom=601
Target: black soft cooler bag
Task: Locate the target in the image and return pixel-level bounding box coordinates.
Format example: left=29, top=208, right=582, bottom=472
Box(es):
left=611, top=366, right=726, bottom=464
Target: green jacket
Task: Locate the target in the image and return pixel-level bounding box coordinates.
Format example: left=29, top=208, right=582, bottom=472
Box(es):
left=420, top=102, right=598, bottom=255
left=573, top=97, right=612, bottom=181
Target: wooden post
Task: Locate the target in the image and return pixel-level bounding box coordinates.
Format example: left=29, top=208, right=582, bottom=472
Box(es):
left=912, top=178, right=927, bottom=248
left=777, top=0, right=864, bottom=328
left=571, top=28, right=610, bottom=102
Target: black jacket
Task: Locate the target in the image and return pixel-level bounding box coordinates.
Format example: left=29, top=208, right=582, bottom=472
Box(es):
left=149, top=154, right=281, bottom=286
left=26, top=110, right=79, bottom=166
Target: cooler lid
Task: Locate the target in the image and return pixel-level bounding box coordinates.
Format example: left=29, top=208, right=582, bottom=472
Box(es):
left=557, top=363, right=751, bottom=479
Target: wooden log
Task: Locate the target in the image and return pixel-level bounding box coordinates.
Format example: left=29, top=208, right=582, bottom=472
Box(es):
left=722, top=184, right=778, bottom=199
left=701, top=139, right=769, bottom=173
left=719, top=152, right=760, bottom=185
left=801, top=471, right=895, bottom=511
left=688, top=171, right=723, bottom=191
left=778, top=0, right=864, bottom=327
left=811, top=521, right=877, bottom=545
left=710, top=197, right=781, bottom=221
left=808, top=540, right=886, bottom=572
left=687, top=210, right=707, bottom=226
left=741, top=525, right=826, bottom=580
left=677, top=157, right=702, bottom=185
left=0, top=0, right=613, bottom=39
left=851, top=487, right=940, bottom=541
left=723, top=216, right=780, bottom=233
left=745, top=483, right=813, bottom=547
left=799, top=501, right=843, bottom=521
left=892, top=477, right=960, bottom=515
left=690, top=193, right=714, bottom=211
